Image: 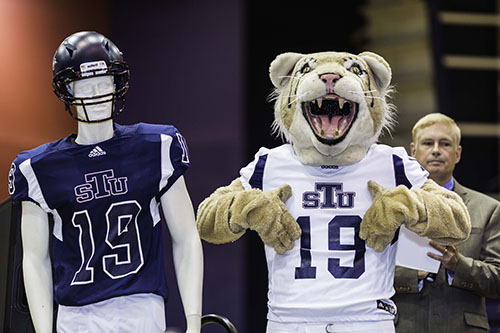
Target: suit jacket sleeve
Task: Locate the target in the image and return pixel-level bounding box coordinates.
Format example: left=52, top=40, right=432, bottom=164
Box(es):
left=394, top=266, right=420, bottom=294
left=452, top=200, right=500, bottom=298
left=394, top=182, right=500, bottom=298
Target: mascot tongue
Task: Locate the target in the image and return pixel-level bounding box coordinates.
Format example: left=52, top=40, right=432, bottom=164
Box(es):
left=313, top=113, right=353, bottom=139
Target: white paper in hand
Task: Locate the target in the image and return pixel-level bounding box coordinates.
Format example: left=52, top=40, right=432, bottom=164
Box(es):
left=395, top=225, right=441, bottom=273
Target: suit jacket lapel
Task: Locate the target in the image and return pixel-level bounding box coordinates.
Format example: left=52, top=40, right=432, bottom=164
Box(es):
left=453, top=180, right=470, bottom=205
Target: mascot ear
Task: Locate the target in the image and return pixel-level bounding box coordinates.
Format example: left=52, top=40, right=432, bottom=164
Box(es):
left=269, top=52, right=303, bottom=90
left=358, top=52, right=392, bottom=93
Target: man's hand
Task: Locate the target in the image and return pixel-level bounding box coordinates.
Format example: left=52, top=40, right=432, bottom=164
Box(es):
left=427, top=240, right=459, bottom=272
left=418, top=270, right=429, bottom=279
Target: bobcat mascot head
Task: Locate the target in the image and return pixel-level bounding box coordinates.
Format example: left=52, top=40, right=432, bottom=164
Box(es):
left=269, top=51, right=394, bottom=166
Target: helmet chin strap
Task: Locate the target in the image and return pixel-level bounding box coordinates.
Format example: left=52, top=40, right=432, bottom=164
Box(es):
left=82, top=101, right=91, bottom=123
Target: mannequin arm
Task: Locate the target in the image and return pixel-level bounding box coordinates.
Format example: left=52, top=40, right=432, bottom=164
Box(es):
left=160, top=176, right=203, bottom=333
left=21, top=201, right=53, bottom=333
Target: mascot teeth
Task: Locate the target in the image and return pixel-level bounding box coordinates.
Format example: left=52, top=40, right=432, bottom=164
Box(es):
left=338, top=98, right=345, bottom=109
left=302, top=95, right=358, bottom=144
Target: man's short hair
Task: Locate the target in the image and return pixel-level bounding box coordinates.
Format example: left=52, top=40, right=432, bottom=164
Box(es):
left=412, top=113, right=461, bottom=145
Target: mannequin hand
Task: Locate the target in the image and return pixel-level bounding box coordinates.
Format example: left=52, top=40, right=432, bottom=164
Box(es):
left=185, top=314, right=201, bottom=333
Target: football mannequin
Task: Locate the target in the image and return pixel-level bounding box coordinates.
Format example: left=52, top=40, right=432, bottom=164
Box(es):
left=13, top=31, right=203, bottom=333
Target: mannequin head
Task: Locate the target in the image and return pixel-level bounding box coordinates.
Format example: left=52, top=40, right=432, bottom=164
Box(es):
left=52, top=31, right=129, bottom=123
left=71, top=75, right=115, bottom=122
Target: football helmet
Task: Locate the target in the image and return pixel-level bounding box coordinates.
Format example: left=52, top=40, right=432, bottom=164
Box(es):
left=52, top=31, right=130, bottom=122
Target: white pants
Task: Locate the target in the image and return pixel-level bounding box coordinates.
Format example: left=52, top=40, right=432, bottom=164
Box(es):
left=57, top=293, right=166, bottom=333
left=267, top=319, right=395, bottom=333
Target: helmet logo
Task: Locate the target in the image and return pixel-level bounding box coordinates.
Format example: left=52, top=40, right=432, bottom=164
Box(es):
left=80, top=61, right=108, bottom=78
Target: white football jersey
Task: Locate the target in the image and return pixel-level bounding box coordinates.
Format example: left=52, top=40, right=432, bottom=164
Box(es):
left=240, top=143, right=428, bottom=323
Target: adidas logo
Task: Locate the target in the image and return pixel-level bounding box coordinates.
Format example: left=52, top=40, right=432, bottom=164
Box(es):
left=88, top=146, right=107, bottom=158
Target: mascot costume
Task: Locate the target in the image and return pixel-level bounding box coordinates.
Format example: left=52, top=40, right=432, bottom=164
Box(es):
left=196, top=51, right=471, bottom=331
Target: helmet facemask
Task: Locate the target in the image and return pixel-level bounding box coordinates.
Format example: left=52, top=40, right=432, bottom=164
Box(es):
left=53, top=61, right=129, bottom=123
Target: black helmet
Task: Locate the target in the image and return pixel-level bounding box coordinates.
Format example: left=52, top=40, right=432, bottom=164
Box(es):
left=52, top=31, right=130, bottom=122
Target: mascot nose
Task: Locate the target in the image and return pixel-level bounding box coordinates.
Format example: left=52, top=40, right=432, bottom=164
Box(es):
left=319, top=73, right=341, bottom=93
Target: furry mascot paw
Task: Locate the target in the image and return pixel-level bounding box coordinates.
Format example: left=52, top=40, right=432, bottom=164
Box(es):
left=230, top=183, right=301, bottom=254
left=361, top=179, right=471, bottom=252
left=360, top=181, right=409, bottom=252
left=197, top=179, right=301, bottom=254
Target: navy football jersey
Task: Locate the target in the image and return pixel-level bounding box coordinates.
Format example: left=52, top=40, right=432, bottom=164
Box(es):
left=8, top=123, right=190, bottom=306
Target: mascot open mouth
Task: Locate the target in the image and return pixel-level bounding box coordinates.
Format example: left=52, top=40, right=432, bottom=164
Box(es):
left=302, top=94, right=359, bottom=145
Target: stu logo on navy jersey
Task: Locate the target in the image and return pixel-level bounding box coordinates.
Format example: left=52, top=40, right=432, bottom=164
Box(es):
left=74, top=169, right=128, bottom=203
left=302, top=182, right=355, bottom=209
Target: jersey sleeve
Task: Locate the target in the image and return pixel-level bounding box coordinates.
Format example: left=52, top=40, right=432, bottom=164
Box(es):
left=158, top=128, right=191, bottom=197
left=8, top=153, right=42, bottom=207
left=239, top=147, right=270, bottom=190
left=9, top=156, right=29, bottom=202
left=8, top=142, right=61, bottom=213
left=392, top=147, right=428, bottom=189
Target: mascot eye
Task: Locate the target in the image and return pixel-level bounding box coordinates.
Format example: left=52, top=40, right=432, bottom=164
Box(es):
left=300, top=63, right=311, bottom=74
left=349, top=63, right=365, bottom=76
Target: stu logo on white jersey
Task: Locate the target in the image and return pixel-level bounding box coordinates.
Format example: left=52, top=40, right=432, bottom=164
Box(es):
left=74, top=169, right=128, bottom=203
left=302, top=182, right=356, bottom=209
